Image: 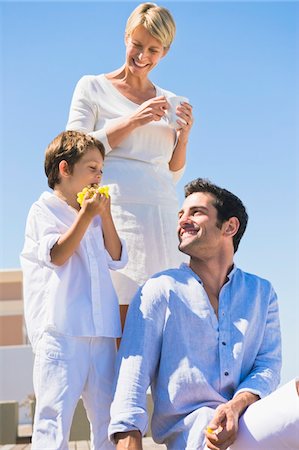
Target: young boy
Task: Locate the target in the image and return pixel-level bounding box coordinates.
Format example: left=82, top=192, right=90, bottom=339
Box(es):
left=20, top=130, right=127, bottom=450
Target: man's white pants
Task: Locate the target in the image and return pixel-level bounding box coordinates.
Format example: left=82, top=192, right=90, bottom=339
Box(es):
left=198, top=379, right=299, bottom=450
left=32, top=331, right=116, bottom=450
left=231, top=378, right=299, bottom=449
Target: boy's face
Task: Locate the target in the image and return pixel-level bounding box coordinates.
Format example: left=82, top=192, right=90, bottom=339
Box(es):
left=69, top=147, right=104, bottom=194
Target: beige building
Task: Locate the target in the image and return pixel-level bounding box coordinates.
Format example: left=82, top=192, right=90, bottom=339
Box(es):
left=0, top=269, right=35, bottom=443
left=0, top=269, right=27, bottom=346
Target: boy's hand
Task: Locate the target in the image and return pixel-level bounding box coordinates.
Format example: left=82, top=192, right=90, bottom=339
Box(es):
left=81, top=191, right=111, bottom=219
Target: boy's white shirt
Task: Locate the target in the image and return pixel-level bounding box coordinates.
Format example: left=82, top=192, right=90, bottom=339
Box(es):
left=20, top=191, right=128, bottom=351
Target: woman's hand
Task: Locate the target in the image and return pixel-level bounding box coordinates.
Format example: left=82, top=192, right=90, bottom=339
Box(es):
left=168, top=101, right=193, bottom=172
left=175, top=101, right=193, bottom=144
left=131, top=95, right=168, bottom=127
left=104, top=95, right=168, bottom=148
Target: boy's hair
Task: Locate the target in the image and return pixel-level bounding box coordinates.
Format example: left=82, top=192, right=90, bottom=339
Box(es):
left=184, top=178, right=248, bottom=253
left=125, top=3, right=176, bottom=49
left=44, top=131, right=105, bottom=189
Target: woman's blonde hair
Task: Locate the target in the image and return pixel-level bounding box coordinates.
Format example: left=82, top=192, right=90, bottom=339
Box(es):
left=125, top=3, right=176, bottom=49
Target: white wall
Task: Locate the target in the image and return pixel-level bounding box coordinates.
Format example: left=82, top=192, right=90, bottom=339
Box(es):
left=0, top=345, right=34, bottom=402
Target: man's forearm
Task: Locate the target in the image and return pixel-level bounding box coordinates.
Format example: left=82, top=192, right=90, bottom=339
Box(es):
left=115, top=430, right=142, bottom=450
left=230, top=391, right=260, bottom=417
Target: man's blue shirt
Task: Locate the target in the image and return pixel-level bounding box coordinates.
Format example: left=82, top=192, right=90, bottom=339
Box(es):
left=109, top=263, right=281, bottom=448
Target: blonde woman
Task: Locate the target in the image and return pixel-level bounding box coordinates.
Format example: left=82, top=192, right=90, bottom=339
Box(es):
left=66, top=3, right=193, bottom=326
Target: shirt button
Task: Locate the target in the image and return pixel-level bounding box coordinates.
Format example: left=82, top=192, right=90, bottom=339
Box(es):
left=224, top=371, right=229, bottom=376
left=222, top=341, right=226, bottom=346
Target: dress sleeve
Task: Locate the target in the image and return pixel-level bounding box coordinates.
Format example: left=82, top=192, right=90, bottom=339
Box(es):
left=170, top=165, right=186, bottom=183
left=109, top=279, right=167, bottom=440
left=234, top=286, right=282, bottom=399
left=66, top=76, right=113, bottom=154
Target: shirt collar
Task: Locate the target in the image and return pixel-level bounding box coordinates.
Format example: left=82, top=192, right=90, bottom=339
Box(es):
left=180, top=262, right=238, bottom=285
left=39, top=191, right=78, bottom=214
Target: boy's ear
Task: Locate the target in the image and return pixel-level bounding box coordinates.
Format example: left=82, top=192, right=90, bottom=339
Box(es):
left=58, top=160, right=71, bottom=177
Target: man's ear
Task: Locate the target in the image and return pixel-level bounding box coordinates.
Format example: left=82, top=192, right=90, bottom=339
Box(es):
left=58, top=160, right=70, bottom=178
left=223, top=217, right=240, bottom=238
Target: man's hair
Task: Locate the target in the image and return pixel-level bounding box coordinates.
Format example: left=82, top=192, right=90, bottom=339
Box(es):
left=125, top=3, right=176, bottom=49
left=184, top=178, right=248, bottom=253
left=44, top=130, right=105, bottom=189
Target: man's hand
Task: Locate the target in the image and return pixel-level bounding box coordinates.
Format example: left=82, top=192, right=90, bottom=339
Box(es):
left=205, top=401, right=239, bottom=450
left=115, top=430, right=142, bottom=450
left=205, top=392, right=259, bottom=450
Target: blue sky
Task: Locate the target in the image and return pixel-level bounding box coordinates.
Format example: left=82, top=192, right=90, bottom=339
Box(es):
left=1, top=1, right=298, bottom=384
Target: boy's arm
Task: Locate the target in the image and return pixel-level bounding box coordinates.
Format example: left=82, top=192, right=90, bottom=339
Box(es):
left=51, top=192, right=104, bottom=266
left=50, top=208, right=93, bottom=266
left=51, top=192, right=122, bottom=265
left=101, top=207, right=122, bottom=261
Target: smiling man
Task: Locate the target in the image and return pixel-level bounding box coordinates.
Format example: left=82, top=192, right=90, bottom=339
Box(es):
left=109, top=178, right=299, bottom=450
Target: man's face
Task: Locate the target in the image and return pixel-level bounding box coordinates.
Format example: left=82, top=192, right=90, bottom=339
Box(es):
left=177, top=192, right=224, bottom=258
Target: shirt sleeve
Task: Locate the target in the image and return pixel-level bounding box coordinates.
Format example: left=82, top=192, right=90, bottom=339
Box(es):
left=105, top=238, right=128, bottom=270
left=21, top=205, right=60, bottom=269
left=109, top=279, right=167, bottom=441
left=234, top=285, right=282, bottom=399
left=66, top=76, right=113, bottom=154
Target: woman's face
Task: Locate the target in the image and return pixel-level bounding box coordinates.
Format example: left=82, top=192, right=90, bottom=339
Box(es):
left=125, top=25, right=167, bottom=77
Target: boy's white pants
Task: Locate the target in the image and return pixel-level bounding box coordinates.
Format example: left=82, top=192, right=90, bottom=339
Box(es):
left=32, top=331, right=116, bottom=450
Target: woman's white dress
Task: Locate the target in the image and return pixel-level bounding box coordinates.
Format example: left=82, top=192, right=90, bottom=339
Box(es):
left=66, top=74, right=187, bottom=305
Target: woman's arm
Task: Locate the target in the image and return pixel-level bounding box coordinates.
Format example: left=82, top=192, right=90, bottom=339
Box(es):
left=105, top=96, right=168, bottom=149
left=169, top=101, right=193, bottom=172
left=67, top=77, right=169, bottom=150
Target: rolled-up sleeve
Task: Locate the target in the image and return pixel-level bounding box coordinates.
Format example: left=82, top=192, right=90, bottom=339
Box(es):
left=21, top=205, right=60, bottom=269
left=106, top=238, right=128, bottom=270
left=109, top=280, right=167, bottom=441
left=234, top=286, right=282, bottom=399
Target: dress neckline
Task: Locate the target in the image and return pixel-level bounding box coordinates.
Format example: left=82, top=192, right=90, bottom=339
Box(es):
left=101, top=74, right=159, bottom=106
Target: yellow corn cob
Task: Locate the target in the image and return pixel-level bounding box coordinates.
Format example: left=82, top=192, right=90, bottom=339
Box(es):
left=206, top=426, right=222, bottom=435
left=77, top=184, right=110, bottom=206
